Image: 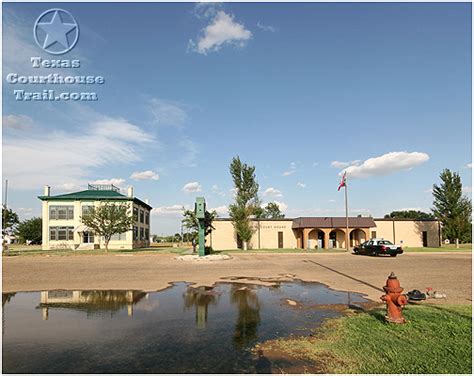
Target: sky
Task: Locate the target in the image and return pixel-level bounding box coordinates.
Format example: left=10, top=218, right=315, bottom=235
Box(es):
left=2, top=2, right=472, bottom=235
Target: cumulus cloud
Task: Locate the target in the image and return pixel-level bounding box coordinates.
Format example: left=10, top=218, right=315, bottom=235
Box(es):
left=130, top=170, right=160, bottom=181
left=336, top=152, right=430, bottom=179
left=182, top=181, right=202, bottom=193
left=297, top=182, right=306, bottom=188
left=152, top=205, right=188, bottom=217
left=3, top=114, right=34, bottom=130
left=263, top=187, right=283, bottom=197
left=466, top=163, right=472, bottom=169
left=189, top=11, right=252, bottom=54
left=3, top=117, right=153, bottom=190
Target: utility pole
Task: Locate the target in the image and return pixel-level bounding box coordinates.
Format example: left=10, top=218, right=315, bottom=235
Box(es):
left=2, top=179, right=9, bottom=252
left=345, top=181, right=349, bottom=251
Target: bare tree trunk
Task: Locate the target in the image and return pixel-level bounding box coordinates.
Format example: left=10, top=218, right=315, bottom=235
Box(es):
left=455, top=238, right=459, bottom=249
left=105, top=239, right=109, bottom=252
left=243, top=241, right=248, bottom=251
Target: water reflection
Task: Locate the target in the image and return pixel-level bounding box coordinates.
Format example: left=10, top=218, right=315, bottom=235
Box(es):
left=2, top=282, right=367, bottom=373
left=183, top=286, right=219, bottom=328
left=230, top=285, right=261, bottom=349
left=38, top=290, right=147, bottom=319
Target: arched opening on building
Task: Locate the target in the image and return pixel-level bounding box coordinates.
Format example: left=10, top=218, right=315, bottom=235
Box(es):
left=350, top=228, right=367, bottom=247
left=329, top=229, right=346, bottom=249
left=308, top=229, right=325, bottom=249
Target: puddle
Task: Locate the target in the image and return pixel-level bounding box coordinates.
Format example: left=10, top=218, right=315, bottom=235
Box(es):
left=2, top=281, right=367, bottom=373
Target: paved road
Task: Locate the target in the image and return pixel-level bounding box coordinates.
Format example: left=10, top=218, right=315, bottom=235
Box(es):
left=2, top=252, right=471, bottom=304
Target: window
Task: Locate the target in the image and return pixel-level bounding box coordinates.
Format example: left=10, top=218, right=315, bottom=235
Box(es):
left=145, top=212, right=149, bottom=225
left=82, top=205, right=94, bottom=216
left=371, top=231, right=377, bottom=238
left=133, top=207, right=138, bottom=221
left=49, top=227, right=74, bottom=241
left=133, top=226, right=138, bottom=241
left=140, top=227, right=144, bottom=240
left=140, top=210, right=144, bottom=224
left=111, top=232, right=127, bottom=241
left=145, top=229, right=149, bottom=240
left=50, top=206, right=74, bottom=220
left=82, top=231, right=94, bottom=243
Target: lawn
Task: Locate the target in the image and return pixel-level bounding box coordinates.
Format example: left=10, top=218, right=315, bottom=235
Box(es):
left=257, top=304, right=472, bottom=374
left=404, top=244, right=472, bottom=252
left=2, top=244, right=188, bottom=256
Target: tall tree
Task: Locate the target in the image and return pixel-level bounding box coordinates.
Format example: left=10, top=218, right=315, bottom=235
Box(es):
left=432, top=169, right=472, bottom=246
left=16, top=217, right=42, bottom=244
left=228, top=156, right=260, bottom=250
left=384, top=210, right=435, bottom=220
left=2, top=206, right=19, bottom=235
left=262, top=202, right=285, bottom=219
left=181, top=208, right=217, bottom=248
left=81, top=203, right=135, bottom=252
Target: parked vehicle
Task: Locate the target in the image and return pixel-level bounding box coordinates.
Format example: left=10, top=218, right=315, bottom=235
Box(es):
left=353, top=238, right=403, bottom=257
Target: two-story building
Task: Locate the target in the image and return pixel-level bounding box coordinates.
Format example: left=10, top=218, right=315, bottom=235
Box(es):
left=38, top=184, right=152, bottom=251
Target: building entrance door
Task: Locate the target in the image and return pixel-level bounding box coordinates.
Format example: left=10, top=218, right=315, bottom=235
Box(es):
left=278, top=232, right=283, bottom=248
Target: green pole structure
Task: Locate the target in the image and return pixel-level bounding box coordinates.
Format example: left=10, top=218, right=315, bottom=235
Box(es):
left=195, top=197, right=206, bottom=257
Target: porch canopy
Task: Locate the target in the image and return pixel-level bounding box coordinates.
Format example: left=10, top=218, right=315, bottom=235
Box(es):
left=292, top=217, right=376, bottom=249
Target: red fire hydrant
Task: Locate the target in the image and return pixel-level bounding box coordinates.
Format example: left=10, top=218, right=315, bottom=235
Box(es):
left=380, top=272, right=408, bottom=324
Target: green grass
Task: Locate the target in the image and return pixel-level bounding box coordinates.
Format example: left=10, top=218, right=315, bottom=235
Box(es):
left=3, top=244, right=189, bottom=257
left=259, top=304, right=472, bottom=374
left=404, top=244, right=472, bottom=252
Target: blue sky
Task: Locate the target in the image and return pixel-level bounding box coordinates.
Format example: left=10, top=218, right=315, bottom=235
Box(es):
left=2, top=2, right=472, bottom=234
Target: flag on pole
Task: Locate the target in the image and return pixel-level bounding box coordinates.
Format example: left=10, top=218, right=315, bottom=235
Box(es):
left=337, top=171, right=347, bottom=191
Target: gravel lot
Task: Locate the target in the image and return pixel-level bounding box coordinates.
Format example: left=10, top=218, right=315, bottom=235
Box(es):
left=2, top=252, right=471, bottom=304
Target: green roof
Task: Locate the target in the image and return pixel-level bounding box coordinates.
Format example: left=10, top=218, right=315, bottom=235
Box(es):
left=38, top=189, right=152, bottom=210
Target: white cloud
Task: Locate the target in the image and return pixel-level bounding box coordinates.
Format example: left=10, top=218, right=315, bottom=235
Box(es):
left=337, top=152, right=430, bottom=179
left=282, top=170, right=295, bottom=177
left=151, top=205, right=188, bottom=217
left=263, top=187, right=283, bottom=197
left=462, top=186, right=472, bottom=193
left=211, top=205, right=228, bottom=216
left=190, top=11, right=252, bottom=55
left=57, top=183, right=85, bottom=192
left=130, top=170, right=160, bottom=181
left=297, top=182, right=306, bottom=188
left=330, top=160, right=360, bottom=169
left=466, top=163, right=472, bottom=169
left=182, top=181, right=202, bottom=193
left=312, top=162, right=319, bottom=167
left=257, top=22, right=276, bottom=32
left=90, top=178, right=126, bottom=188
left=148, top=98, right=189, bottom=128
left=192, top=2, right=222, bottom=19
left=3, top=114, right=34, bottom=130
left=3, top=117, right=153, bottom=190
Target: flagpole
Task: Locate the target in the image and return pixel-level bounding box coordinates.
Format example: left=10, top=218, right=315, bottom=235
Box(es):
left=345, top=180, right=349, bottom=251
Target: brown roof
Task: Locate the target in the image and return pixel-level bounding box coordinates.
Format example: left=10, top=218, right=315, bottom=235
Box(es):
left=292, top=217, right=376, bottom=229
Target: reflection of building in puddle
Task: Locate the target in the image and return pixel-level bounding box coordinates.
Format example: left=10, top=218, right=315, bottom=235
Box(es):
left=38, top=290, right=147, bottom=320
left=183, top=286, right=219, bottom=329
